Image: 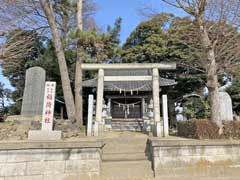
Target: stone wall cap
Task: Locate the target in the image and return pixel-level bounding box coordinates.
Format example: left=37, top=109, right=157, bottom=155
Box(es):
left=0, top=140, right=104, bottom=150
left=149, top=138, right=240, bottom=147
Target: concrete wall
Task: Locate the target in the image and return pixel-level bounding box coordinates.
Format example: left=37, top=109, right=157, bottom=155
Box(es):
left=150, top=139, right=240, bottom=177
left=0, top=141, right=103, bottom=180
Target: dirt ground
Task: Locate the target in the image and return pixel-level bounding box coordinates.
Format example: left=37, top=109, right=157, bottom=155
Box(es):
left=0, top=119, right=86, bottom=140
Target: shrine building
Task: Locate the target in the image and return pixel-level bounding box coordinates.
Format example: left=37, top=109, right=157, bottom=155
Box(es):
left=82, top=63, right=176, bottom=137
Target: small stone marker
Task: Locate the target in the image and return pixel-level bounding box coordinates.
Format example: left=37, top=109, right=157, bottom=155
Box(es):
left=41, top=81, right=56, bottom=130
left=28, top=81, right=62, bottom=140
left=219, top=92, right=233, bottom=121
left=87, top=95, right=94, bottom=136
left=21, top=67, right=46, bottom=116
left=162, top=95, right=169, bottom=137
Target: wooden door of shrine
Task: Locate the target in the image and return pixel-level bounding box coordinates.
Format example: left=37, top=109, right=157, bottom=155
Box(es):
left=111, top=98, right=142, bottom=119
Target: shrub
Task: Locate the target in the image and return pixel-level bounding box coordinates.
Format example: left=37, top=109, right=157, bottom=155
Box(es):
left=222, top=121, right=240, bottom=139
left=177, top=119, right=219, bottom=139
left=182, top=97, right=210, bottom=119
left=177, top=120, right=240, bottom=139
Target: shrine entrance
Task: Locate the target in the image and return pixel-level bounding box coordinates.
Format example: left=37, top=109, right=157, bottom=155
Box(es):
left=82, top=63, right=176, bottom=137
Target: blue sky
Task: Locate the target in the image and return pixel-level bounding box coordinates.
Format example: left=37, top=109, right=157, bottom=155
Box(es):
left=95, top=0, right=185, bottom=44
left=0, top=0, right=185, bottom=89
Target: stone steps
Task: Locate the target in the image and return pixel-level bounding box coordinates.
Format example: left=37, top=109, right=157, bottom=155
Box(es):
left=101, top=133, right=153, bottom=179
left=111, top=120, right=143, bottom=131
left=101, top=160, right=154, bottom=179
left=102, top=152, right=148, bottom=162
left=102, top=139, right=148, bottom=154
left=102, top=143, right=148, bottom=155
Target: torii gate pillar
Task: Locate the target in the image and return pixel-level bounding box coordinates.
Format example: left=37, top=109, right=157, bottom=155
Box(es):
left=94, top=69, right=104, bottom=136
left=152, top=68, right=161, bottom=137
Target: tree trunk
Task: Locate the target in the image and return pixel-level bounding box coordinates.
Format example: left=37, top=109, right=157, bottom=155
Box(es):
left=75, top=0, right=83, bottom=125
left=207, top=50, right=222, bottom=133
left=39, top=0, right=75, bottom=121
left=197, top=16, right=222, bottom=133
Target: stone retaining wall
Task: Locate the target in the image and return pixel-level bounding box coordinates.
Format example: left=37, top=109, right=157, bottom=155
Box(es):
left=150, top=139, right=240, bottom=177
left=0, top=141, right=103, bottom=180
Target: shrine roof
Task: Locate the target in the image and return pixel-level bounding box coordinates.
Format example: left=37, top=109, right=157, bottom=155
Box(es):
left=83, top=70, right=177, bottom=91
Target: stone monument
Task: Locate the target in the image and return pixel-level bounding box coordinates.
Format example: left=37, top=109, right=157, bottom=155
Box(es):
left=21, top=67, right=46, bottom=116
left=219, top=91, right=233, bottom=121
left=28, top=81, right=62, bottom=140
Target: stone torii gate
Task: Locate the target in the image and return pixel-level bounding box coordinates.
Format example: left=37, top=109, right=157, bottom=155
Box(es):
left=82, top=63, right=176, bottom=137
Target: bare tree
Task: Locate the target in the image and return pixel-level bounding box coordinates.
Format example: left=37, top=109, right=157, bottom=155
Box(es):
left=0, top=0, right=98, bottom=123
left=0, top=30, right=37, bottom=67
left=0, top=0, right=49, bottom=35
left=75, top=0, right=83, bottom=125
left=0, top=0, right=76, bottom=119
left=39, top=0, right=75, bottom=121
left=161, top=0, right=240, bottom=133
